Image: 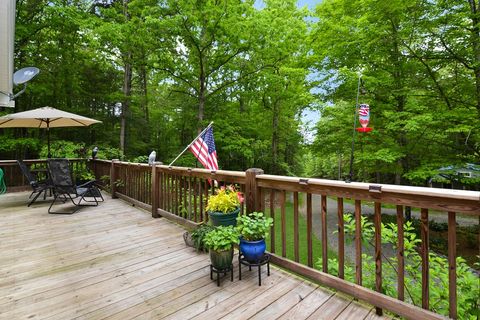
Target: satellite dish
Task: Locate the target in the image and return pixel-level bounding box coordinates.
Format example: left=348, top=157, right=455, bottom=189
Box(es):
left=13, top=67, right=40, bottom=86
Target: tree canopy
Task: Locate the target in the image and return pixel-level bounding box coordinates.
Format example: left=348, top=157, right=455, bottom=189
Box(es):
left=1, top=0, right=479, bottom=186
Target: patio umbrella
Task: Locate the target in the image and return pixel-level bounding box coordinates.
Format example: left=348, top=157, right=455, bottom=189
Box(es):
left=0, top=106, right=102, bottom=157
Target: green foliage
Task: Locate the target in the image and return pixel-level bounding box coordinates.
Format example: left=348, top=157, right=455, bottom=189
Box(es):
left=40, top=140, right=85, bottom=159
left=205, top=185, right=243, bottom=213
left=0, top=138, right=40, bottom=153
left=73, top=167, right=95, bottom=182
left=5, top=0, right=480, bottom=185
left=203, top=226, right=239, bottom=251
left=317, top=213, right=480, bottom=319
left=131, top=155, right=148, bottom=163
left=236, top=212, right=273, bottom=241
left=95, top=147, right=124, bottom=161
left=99, top=175, right=124, bottom=190
left=310, top=0, right=480, bottom=184
left=190, top=224, right=215, bottom=252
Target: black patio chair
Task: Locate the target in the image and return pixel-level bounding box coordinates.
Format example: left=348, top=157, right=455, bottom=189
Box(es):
left=17, top=160, right=52, bottom=207
left=47, top=158, right=102, bottom=214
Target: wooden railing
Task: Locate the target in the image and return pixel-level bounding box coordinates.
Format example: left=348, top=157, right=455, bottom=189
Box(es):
left=91, top=160, right=480, bottom=320
left=0, top=158, right=88, bottom=191
left=3, top=158, right=478, bottom=320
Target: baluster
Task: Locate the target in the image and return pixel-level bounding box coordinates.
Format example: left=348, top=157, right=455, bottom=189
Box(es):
left=183, top=176, right=187, bottom=218
left=240, top=184, right=245, bottom=214
left=199, top=178, right=203, bottom=222
left=159, top=171, right=163, bottom=210
left=355, top=199, right=362, bottom=285
left=189, top=176, right=193, bottom=220
left=193, top=177, right=197, bottom=222
left=307, top=193, right=313, bottom=268
left=374, top=202, right=383, bottom=316
left=396, top=205, right=404, bottom=301
left=167, top=173, right=171, bottom=213
left=151, top=166, right=158, bottom=218
left=176, top=175, right=180, bottom=216
left=204, top=180, right=209, bottom=222
left=259, top=187, right=265, bottom=213
left=321, top=195, right=328, bottom=273
left=448, top=211, right=457, bottom=319
left=337, top=198, right=344, bottom=279
left=144, top=169, right=147, bottom=202
left=421, top=208, right=429, bottom=310
left=270, top=189, right=275, bottom=253
left=281, top=190, right=286, bottom=258
left=294, top=191, right=299, bottom=263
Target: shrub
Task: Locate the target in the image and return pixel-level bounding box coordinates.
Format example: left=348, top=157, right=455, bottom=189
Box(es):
left=316, top=213, right=479, bottom=319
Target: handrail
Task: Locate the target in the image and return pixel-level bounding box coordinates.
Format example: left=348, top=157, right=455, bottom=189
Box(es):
left=256, top=174, right=480, bottom=214
left=258, top=174, right=480, bottom=201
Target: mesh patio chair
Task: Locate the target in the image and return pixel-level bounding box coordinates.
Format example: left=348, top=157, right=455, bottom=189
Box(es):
left=47, top=158, right=102, bottom=214
left=17, top=160, right=52, bottom=206
left=0, top=168, right=6, bottom=195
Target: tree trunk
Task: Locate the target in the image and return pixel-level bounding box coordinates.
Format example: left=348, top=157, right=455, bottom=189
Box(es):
left=140, top=63, right=149, bottom=122
left=271, top=99, right=280, bottom=174
left=391, top=18, right=408, bottom=185
left=469, top=0, right=480, bottom=114
left=120, top=56, right=132, bottom=154
left=197, top=59, right=206, bottom=132
left=120, top=0, right=132, bottom=154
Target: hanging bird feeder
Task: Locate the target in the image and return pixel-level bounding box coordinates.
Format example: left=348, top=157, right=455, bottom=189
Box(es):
left=356, top=103, right=373, bottom=132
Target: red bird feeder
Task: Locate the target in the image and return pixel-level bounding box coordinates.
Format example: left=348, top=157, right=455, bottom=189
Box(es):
left=356, top=103, right=372, bottom=132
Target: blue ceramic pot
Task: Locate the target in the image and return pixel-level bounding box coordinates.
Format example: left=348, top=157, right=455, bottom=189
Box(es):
left=239, top=238, right=266, bottom=263
left=208, top=207, right=240, bottom=227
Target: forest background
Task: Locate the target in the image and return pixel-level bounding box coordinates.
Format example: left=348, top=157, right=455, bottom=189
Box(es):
left=1, top=0, right=480, bottom=188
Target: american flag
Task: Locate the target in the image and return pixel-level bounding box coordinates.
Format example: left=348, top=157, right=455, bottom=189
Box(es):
left=189, top=126, right=218, bottom=171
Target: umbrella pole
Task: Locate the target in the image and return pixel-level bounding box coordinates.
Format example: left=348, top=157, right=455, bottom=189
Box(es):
left=47, top=120, right=51, bottom=158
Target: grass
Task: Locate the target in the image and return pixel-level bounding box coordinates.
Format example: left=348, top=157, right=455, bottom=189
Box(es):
left=265, top=201, right=337, bottom=270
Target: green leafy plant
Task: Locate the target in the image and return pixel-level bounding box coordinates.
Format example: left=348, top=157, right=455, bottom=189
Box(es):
left=74, top=167, right=95, bottom=182
left=236, top=211, right=273, bottom=241
left=131, top=155, right=149, bottom=163
left=317, top=213, right=480, bottom=319
left=190, top=224, right=215, bottom=252
left=99, top=175, right=123, bottom=190
left=203, top=226, right=239, bottom=251
left=40, top=140, right=85, bottom=158
left=205, top=185, right=244, bottom=213
left=95, top=146, right=124, bottom=161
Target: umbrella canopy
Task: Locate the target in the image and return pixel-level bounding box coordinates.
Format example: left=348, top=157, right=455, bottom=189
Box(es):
left=0, top=106, right=101, bottom=128
left=0, top=106, right=102, bottom=157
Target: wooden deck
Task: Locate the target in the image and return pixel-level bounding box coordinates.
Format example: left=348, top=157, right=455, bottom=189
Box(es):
left=0, top=192, right=387, bottom=320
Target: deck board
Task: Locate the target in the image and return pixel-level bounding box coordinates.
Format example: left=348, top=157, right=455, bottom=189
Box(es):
left=0, top=191, right=388, bottom=319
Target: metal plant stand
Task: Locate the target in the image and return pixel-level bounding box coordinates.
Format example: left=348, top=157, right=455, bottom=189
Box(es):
left=238, top=253, right=270, bottom=286
left=210, top=264, right=233, bottom=287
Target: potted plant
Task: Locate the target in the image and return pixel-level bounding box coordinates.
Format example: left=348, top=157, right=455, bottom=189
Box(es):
left=236, top=212, right=273, bottom=263
left=203, top=226, right=240, bottom=270
left=187, top=224, right=215, bottom=252
left=205, top=185, right=244, bottom=226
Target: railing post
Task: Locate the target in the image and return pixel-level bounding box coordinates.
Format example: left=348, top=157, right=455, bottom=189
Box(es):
left=151, top=163, right=160, bottom=218
left=110, top=159, right=118, bottom=199
left=245, top=168, right=263, bottom=214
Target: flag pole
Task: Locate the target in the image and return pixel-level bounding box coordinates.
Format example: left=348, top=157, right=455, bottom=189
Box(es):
left=168, top=121, right=214, bottom=166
